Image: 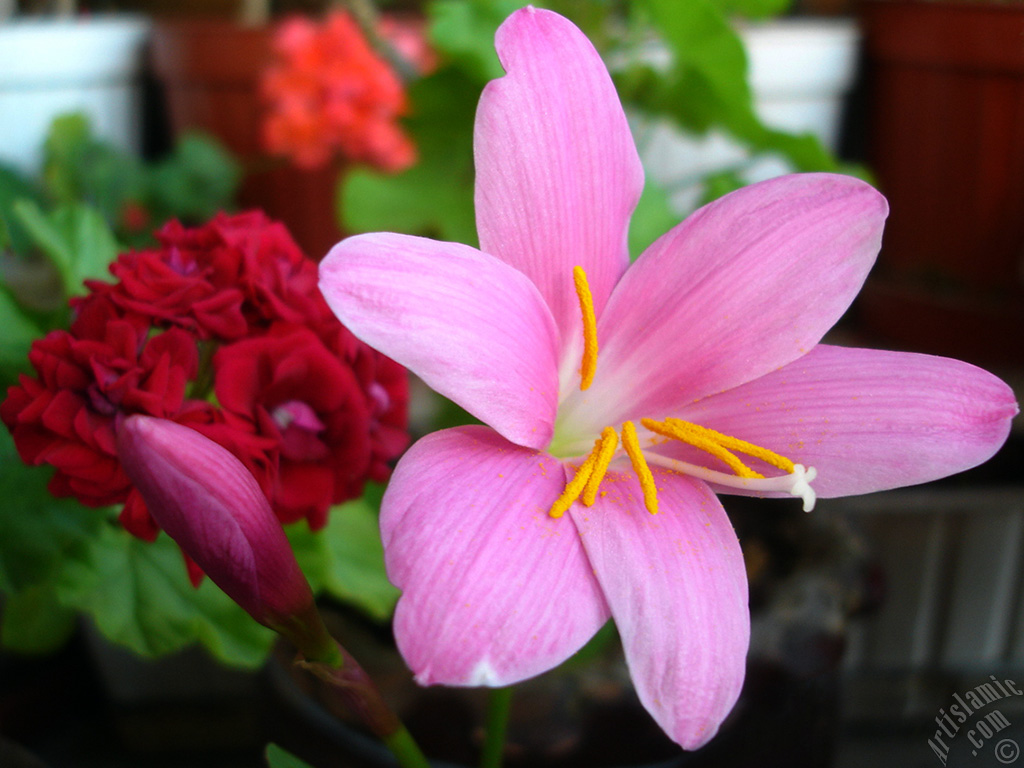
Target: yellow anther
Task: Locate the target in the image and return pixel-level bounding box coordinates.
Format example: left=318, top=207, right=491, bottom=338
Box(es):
left=549, top=440, right=601, bottom=518
left=582, top=427, right=618, bottom=506
left=641, top=418, right=763, bottom=479
left=573, top=266, right=598, bottom=390
left=622, top=421, right=659, bottom=515
left=664, top=418, right=796, bottom=474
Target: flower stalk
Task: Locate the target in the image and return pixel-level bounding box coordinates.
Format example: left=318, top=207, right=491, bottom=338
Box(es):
left=480, top=687, right=514, bottom=768
left=297, top=640, right=428, bottom=768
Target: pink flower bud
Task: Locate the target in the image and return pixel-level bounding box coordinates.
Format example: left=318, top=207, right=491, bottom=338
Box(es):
left=117, top=415, right=315, bottom=629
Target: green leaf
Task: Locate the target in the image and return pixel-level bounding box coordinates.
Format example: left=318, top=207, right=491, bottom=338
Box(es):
left=637, top=0, right=756, bottom=133
left=56, top=525, right=275, bottom=668
left=342, top=67, right=479, bottom=244
left=148, top=132, right=241, bottom=224
left=698, top=168, right=748, bottom=206
left=713, top=0, right=793, bottom=20
left=42, top=113, right=148, bottom=223
left=12, top=200, right=120, bottom=296
left=427, top=0, right=522, bottom=83
left=265, top=743, right=316, bottom=768
left=628, top=179, right=679, bottom=260
left=0, top=287, right=43, bottom=371
left=0, top=429, right=102, bottom=594
left=289, top=487, right=397, bottom=622
left=628, top=0, right=842, bottom=176
left=1, top=581, right=77, bottom=654
left=0, top=163, right=42, bottom=255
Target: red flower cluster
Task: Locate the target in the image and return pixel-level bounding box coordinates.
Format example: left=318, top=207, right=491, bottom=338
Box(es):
left=261, top=11, right=418, bottom=172
left=2, top=211, right=409, bottom=545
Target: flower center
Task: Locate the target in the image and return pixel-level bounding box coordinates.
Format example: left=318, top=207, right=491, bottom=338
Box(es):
left=548, top=267, right=817, bottom=518
left=273, top=400, right=330, bottom=461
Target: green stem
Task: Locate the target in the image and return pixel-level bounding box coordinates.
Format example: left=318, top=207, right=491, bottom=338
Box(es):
left=384, top=725, right=431, bottom=768
left=297, top=637, right=430, bottom=768
left=479, top=686, right=514, bottom=768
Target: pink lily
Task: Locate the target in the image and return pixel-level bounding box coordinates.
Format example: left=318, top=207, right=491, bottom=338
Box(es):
left=318, top=7, right=1017, bottom=750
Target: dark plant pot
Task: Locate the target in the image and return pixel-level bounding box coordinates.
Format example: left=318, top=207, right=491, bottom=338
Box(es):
left=0, top=738, right=49, bottom=768
left=856, top=0, right=1024, bottom=365
left=149, top=18, right=344, bottom=260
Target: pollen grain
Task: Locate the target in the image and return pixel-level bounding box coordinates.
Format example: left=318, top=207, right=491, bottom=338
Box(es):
left=573, top=265, right=598, bottom=390
left=622, top=421, right=659, bottom=515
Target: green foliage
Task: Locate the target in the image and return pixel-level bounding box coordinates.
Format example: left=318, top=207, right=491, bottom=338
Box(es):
left=0, top=113, right=240, bottom=372
left=343, top=67, right=480, bottom=244
left=0, top=429, right=102, bottom=595
left=11, top=199, right=120, bottom=296
left=427, top=0, right=522, bottom=83
left=1, top=427, right=277, bottom=663
left=148, top=133, right=242, bottom=227
left=56, top=524, right=275, bottom=667
left=628, top=180, right=680, bottom=260
left=265, top=743, right=316, bottom=768
left=713, top=0, right=793, bottom=21
left=0, top=583, right=77, bottom=655
left=346, top=0, right=851, bottom=243
left=290, top=485, right=399, bottom=622
left=0, top=287, right=43, bottom=375
left=42, top=114, right=148, bottom=226
left=0, top=164, right=44, bottom=255
left=621, top=0, right=849, bottom=199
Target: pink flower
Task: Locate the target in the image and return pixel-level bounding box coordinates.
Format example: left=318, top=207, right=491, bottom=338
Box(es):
left=117, top=415, right=315, bottom=629
left=318, top=8, right=1018, bottom=750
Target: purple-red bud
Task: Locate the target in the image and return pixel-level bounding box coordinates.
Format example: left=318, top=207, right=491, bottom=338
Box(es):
left=117, top=415, right=315, bottom=630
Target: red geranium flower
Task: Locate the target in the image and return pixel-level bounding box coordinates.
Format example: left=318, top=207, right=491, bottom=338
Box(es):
left=1, top=294, right=198, bottom=510
left=214, top=323, right=407, bottom=529
left=2, top=210, right=410, bottom=556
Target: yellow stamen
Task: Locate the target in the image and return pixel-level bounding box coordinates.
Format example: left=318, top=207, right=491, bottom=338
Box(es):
left=582, top=427, right=618, bottom=506
left=622, top=421, right=659, bottom=515
left=641, top=418, right=763, bottom=479
left=573, top=265, right=598, bottom=390
left=664, top=418, right=796, bottom=474
left=549, top=439, right=601, bottom=518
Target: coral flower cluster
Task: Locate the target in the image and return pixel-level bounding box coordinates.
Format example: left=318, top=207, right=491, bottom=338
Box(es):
left=1, top=211, right=409, bottom=567
left=261, top=10, right=418, bottom=172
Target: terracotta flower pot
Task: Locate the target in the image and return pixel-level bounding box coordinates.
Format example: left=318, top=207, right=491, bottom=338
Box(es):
left=150, top=19, right=344, bottom=260
left=856, top=0, right=1024, bottom=365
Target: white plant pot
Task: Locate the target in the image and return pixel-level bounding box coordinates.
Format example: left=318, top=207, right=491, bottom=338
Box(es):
left=633, top=18, right=861, bottom=215
left=0, top=16, right=150, bottom=175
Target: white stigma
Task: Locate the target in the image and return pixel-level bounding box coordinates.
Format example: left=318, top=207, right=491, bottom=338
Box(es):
left=642, top=453, right=818, bottom=511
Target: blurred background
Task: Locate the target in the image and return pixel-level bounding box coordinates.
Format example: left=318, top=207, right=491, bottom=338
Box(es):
left=1, top=0, right=1022, bottom=766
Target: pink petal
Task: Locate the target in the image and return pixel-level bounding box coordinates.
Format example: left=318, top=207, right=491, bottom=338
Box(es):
left=569, top=470, right=749, bottom=749
left=669, top=344, right=1018, bottom=498
left=320, top=233, right=560, bottom=449
left=382, top=425, right=610, bottom=686
left=474, top=7, right=643, bottom=360
left=569, top=174, right=887, bottom=430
